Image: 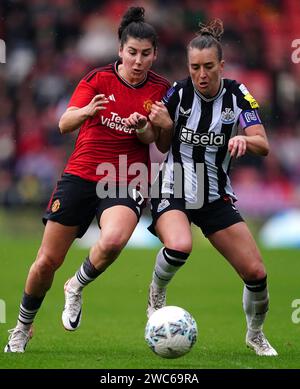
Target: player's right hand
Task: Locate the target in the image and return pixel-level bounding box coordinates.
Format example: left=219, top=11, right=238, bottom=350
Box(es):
left=85, top=94, right=109, bottom=117
left=149, top=101, right=173, bottom=130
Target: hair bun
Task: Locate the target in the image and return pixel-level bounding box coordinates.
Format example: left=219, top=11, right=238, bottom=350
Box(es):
left=122, top=6, right=145, bottom=25
left=118, top=7, right=145, bottom=40
left=128, top=7, right=145, bottom=23
left=198, top=19, right=224, bottom=41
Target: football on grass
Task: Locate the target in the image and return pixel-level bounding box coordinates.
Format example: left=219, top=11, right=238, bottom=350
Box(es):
left=145, top=306, right=198, bottom=359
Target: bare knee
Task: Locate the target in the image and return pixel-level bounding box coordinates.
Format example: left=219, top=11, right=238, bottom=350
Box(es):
left=242, top=261, right=266, bottom=281
left=33, top=247, right=65, bottom=276
left=97, top=234, right=128, bottom=257
left=163, top=237, right=192, bottom=254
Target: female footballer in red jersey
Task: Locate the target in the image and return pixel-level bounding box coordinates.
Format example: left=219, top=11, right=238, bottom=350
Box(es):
left=5, top=7, right=170, bottom=352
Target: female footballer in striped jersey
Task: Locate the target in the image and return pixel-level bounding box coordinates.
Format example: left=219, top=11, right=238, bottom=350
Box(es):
left=143, top=19, right=277, bottom=356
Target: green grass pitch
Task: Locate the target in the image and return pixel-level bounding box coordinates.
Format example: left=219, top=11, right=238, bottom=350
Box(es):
left=0, top=228, right=299, bottom=369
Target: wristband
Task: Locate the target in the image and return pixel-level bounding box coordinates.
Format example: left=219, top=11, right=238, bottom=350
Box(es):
left=136, top=122, right=148, bottom=134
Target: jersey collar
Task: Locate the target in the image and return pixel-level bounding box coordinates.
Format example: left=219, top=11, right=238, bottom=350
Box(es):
left=193, top=78, right=225, bottom=102
left=113, top=60, right=148, bottom=89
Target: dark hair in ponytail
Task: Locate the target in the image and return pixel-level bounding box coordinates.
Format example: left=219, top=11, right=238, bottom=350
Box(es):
left=188, top=19, right=224, bottom=61
left=118, top=6, right=157, bottom=49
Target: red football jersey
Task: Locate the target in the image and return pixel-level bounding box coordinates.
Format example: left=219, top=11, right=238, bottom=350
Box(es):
left=64, top=61, right=170, bottom=184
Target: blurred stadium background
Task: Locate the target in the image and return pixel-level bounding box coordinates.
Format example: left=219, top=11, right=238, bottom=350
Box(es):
left=0, top=0, right=300, bottom=246
left=0, top=0, right=300, bottom=369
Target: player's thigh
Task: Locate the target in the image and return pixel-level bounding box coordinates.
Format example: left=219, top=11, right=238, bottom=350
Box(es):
left=208, top=221, right=265, bottom=278
left=44, top=173, right=99, bottom=238
left=156, top=210, right=192, bottom=253
left=38, top=220, right=78, bottom=264
left=99, top=205, right=138, bottom=247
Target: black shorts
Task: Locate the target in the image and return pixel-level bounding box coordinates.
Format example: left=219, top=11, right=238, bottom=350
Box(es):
left=149, top=195, right=244, bottom=237
left=43, top=173, right=146, bottom=238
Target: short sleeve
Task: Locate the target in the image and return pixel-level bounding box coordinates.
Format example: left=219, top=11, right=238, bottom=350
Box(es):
left=68, top=76, right=99, bottom=108
left=234, top=82, right=260, bottom=111
left=162, top=82, right=180, bottom=121
left=232, top=82, right=263, bottom=129
left=238, top=109, right=262, bottom=129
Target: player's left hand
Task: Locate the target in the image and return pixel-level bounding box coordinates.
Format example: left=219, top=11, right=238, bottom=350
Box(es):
left=124, top=112, right=147, bottom=130
left=228, top=135, right=247, bottom=158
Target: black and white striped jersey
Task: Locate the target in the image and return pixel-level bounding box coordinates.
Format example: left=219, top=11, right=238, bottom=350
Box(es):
left=160, top=77, right=262, bottom=205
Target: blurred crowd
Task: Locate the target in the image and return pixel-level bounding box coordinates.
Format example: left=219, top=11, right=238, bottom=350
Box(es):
left=0, top=0, right=299, bottom=217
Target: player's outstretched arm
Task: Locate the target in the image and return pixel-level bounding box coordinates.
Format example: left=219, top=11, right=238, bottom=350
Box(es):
left=59, top=94, right=109, bottom=134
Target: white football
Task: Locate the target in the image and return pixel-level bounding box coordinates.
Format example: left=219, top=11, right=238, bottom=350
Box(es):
left=145, top=306, right=198, bottom=359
